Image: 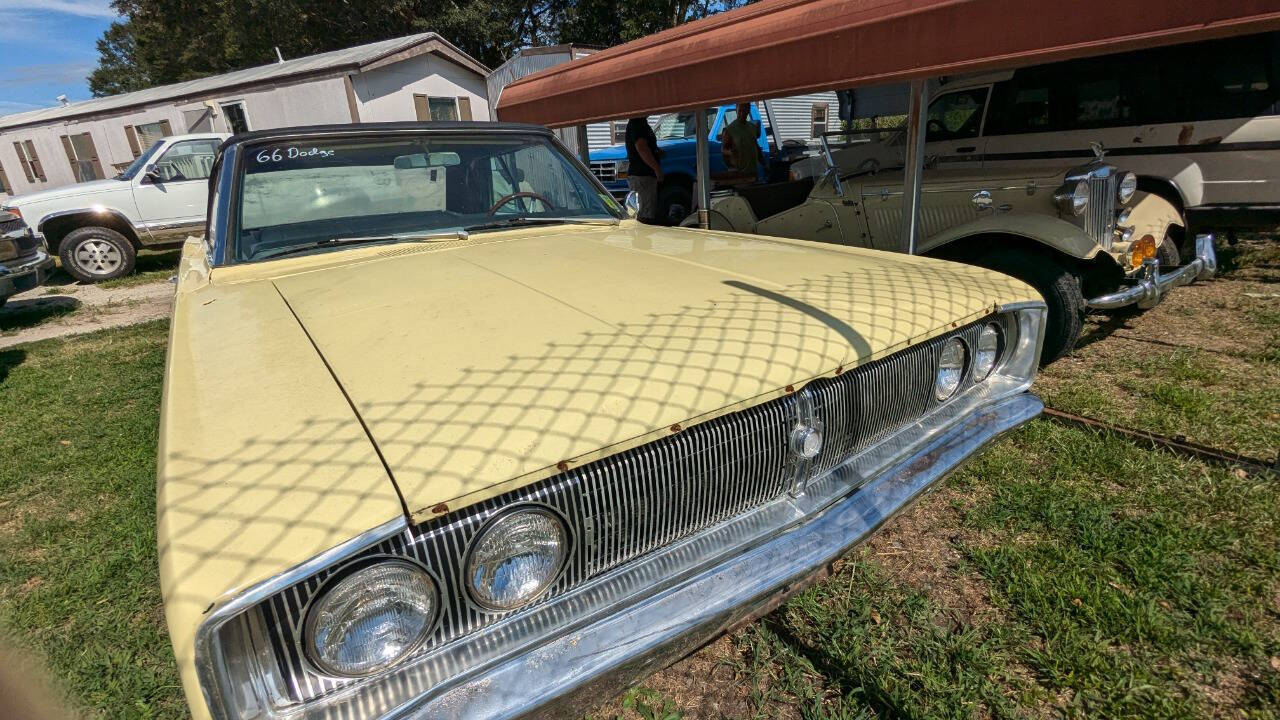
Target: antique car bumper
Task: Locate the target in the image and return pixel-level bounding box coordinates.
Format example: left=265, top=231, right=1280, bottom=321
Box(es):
left=380, top=392, right=1041, bottom=720
left=1087, top=233, right=1218, bottom=311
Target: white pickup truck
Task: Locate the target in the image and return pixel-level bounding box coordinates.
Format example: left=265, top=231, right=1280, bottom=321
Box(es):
left=0, top=133, right=227, bottom=282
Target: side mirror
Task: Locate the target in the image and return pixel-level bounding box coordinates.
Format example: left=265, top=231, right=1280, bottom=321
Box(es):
left=144, top=165, right=162, bottom=183
left=623, top=191, right=640, bottom=218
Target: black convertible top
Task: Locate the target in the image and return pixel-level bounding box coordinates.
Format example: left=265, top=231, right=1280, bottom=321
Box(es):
left=219, top=121, right=552, bottom=151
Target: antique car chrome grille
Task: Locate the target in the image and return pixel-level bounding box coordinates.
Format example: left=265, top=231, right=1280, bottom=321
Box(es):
left=254, top=316, right=1002, bottom=705
left=589, top=160, right=617, bottom=183
left=1085, top=173, right=1118, bottom=251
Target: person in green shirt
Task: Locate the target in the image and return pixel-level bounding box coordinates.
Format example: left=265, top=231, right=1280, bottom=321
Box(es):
left=720, top=102, right=763, bottom=178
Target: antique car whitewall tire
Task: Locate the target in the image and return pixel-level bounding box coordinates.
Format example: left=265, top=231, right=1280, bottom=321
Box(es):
left=975, top=249, right=1084, bottom=364
left=59, top=226, right=136, bottom=283
left=1157, top=236, right=1181, bottom=268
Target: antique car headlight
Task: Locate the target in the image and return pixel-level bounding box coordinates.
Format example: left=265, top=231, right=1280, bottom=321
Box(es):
left=304, top=560, right=439, bottom=677
left=1117, top=172, right=1137, bottom=204
left=974, top=324, right=1002, bottom=381
left=468, top=507, right=567, bottom=611
left=1054, top=181, right=1089, bottom=216
left=935, top=338, right=967, bottom=401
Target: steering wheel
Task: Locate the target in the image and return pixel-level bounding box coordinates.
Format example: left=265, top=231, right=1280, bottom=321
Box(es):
left=488, top=191, right=557, bottom=215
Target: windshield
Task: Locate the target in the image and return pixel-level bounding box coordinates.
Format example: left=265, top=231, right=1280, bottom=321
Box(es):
left=117, top=141, right=165, bottom=180
left=653, top=109, right=718, bottom=140
left=233, top=132, right=622, bottom=262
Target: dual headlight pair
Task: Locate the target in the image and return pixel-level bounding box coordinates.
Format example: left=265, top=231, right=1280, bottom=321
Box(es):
left=934, top=322, right=1004, bottom=401
left=1055, top=171, right=1137, bottom=216
left=303, top=508, right=567, bottom=677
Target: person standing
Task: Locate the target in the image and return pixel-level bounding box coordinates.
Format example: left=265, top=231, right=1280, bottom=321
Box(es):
left=625, top=116, right=663, bottom=222
left=836, top=89, right=855, bottom=131
left=720, top=103, right=763, bottom=178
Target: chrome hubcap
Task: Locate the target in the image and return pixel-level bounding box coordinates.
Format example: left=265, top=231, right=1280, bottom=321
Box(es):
left=73, top=239, right=122, bottom=276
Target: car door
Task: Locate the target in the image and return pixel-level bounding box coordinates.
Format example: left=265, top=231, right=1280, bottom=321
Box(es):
left=131, top=138, right=220, bottom=239
left=923, top=87, right=991, bottom=170
left=859, top=172, right=994, bottom=252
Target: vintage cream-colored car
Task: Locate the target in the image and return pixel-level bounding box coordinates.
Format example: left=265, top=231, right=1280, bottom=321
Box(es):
left=158, top=122, right=1048, bottom=720
left=704, top=145, right=1217, bottom=362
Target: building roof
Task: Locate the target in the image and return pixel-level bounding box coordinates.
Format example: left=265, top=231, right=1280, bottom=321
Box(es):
left=0, top=32, right=490, bottom=131
left=497, top=0, right=1280, bottom=128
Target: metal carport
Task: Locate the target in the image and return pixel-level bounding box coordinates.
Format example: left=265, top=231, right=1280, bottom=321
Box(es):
left=496, top=0, right=1280, bottom=249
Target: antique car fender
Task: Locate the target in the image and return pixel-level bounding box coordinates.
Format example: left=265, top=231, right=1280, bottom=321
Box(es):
left=919, top=213, right=1102, bottom=260
left=679, top=194, right=758, bottom=232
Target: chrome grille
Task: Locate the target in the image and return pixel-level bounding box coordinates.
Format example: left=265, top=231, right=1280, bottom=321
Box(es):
left=1085, top=173, right=1117, bottom=250
left=589, top=161, right=617, bottom=183
left=0, top=217, right=25, bottom=236
left=255, top=317, right=999, bottom=705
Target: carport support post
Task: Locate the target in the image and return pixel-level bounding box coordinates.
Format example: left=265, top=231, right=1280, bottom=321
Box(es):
left=576, top=125, right=590, bottom=164
left=695, top=108, right=711, bottom=229
left=900, top=78, right=931, bottom=254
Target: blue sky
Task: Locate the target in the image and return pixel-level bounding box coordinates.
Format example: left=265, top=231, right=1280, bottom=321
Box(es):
left=0, top=0, right=118, bottom=118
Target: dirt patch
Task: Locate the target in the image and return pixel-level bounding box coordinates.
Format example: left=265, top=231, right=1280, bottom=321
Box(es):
left=859, top=486, right=1003, bottom=627
left=0, top=280, right=173, bottom=349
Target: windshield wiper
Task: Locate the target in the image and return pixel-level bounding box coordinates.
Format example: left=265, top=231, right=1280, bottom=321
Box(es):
left=463, top=217, right=620, bottom=233
left=253, top=230, right=469, bottom=261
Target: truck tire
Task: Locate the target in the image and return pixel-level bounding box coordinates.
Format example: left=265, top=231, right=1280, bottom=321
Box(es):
left=973, top=249, right=1085, bottom=364
left=59, top=226, right=136, bottom=283
left=1157, top=236, right=1181, bottom=268
left=657, top=183, right=693, bottom=226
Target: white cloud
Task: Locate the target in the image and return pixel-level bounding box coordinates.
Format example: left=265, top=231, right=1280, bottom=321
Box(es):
left=2, top=0, right=117, bottom=18
left=8, top=62, right=96, bottom=87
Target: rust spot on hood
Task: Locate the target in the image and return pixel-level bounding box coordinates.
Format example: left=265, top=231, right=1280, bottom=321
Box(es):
left=1177, top=125, right=1194, bottom=145
left=431, top=503, right=449, bottom=515
left=556, top=460, right=570, bottom=471
left=670, top=423, right=682, bottom=433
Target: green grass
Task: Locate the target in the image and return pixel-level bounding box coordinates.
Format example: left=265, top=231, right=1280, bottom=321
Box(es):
left=94, top=249, right=180, bottom=290
left=0, top=321, right=181, bottom=718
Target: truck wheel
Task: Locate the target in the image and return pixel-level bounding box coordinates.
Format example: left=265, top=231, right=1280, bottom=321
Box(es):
left=658, top=184, right=693, bottom=226
left=974, top=249, right=1085, bottom=364
left=59, top=226, right=136, bottom=283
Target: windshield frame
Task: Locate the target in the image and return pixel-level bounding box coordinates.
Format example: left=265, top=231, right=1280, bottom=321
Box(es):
left=214, top=126, right=624, bottom=267
left=116, top=140, right=166, bottom=181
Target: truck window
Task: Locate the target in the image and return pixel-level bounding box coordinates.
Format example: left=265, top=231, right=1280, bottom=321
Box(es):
left=926, top=88, right=988, bottom=140
left=1190, top=35, right=1279, bottom=120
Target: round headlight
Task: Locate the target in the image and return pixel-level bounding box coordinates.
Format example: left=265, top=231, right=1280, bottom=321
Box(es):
left=468, top=507, right=567, bottom=611
left=1070, top=182, right=1089, bottom=215
left=1117, top=171, right=1137, bottom=205
left=304, top=561, right=438, bottom=677
left=974, top=324, right=1002, bottom=381
left=935, top=338, right=967, bottom=401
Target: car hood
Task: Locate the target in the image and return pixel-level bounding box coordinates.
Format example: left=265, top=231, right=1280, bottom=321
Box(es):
left=6, top=178, right=127, bottom=208
left=266, top=224, right=1039, bottom=522
left=590, top=144, right=626, bottom=161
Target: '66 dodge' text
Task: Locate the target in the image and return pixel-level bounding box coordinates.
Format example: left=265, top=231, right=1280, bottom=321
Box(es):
left=157, top=123, right=1047, bottom=720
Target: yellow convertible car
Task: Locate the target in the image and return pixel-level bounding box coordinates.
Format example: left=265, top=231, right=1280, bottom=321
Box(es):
left=157, top=123, right=1046, bottom=720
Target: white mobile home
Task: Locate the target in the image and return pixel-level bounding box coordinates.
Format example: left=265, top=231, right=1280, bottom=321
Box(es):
left=0, top=33, right=490, bottom=200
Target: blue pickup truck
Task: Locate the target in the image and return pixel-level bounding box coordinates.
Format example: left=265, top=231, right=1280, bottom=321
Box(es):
left=588, top=105, right=770, bottom=225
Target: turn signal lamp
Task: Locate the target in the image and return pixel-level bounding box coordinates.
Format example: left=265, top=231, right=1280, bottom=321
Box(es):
left=1129, top=234, right=1157, bottom=270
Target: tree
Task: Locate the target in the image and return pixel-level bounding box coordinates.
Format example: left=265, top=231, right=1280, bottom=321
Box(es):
left=88, top=0, right=755, bottom=97
left=87, top=20, right=151, bottom=96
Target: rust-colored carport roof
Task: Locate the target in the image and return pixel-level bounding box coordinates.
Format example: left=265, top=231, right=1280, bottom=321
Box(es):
left=497, top=0, right=1280, bottom=127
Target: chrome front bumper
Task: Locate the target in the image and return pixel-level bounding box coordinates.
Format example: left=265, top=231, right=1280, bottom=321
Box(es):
left=394, top=392, right=1043, bottom=720
left=0, top=248, right=56, bottom=299
left=1087, top=233, right=1218, bottom=311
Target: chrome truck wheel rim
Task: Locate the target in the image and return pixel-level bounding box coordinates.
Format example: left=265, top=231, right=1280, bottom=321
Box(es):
left=73, top=238, right=123, bottom=277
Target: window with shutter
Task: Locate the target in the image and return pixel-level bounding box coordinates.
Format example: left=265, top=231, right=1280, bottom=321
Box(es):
left=13, top=140, right=45, bottom=183
left=61, top=132, right=104, bottom=182
left=0, top=162, right=10, bottom=194
left=811, top=103, right=829, bottom=137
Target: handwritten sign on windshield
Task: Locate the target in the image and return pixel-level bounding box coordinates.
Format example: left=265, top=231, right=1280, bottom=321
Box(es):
left=255, top=147, right=336, bottom=164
